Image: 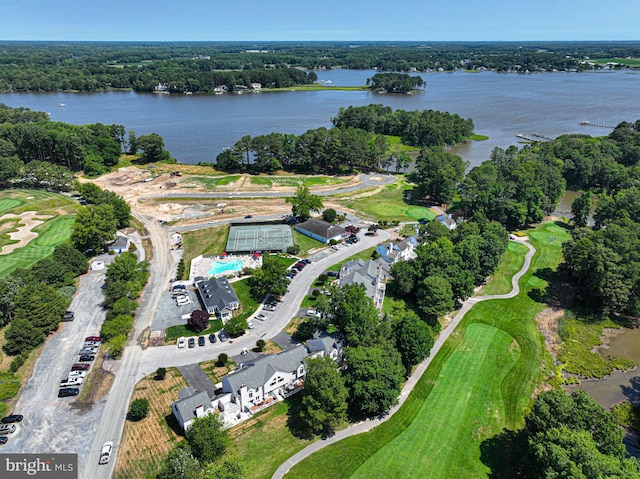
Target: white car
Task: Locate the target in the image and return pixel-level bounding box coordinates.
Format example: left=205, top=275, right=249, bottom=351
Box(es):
left=68, top=370, right=87, bottom=378
left=306, top=309, right=321, bottom=318
left=247, top=321, right=255, bottom=329
left=208, top=219, right=217, bottom=224
left=99, top=441, right=113, bottom=465
left=177, top=337, right=186, bottom=348
left=60, top=377, right=83, bottom=387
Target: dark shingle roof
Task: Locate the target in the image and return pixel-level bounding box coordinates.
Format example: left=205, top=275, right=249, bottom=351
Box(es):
left=296, top=218, right=345, bottom=240
left=196, top=277, right=239, bottom=313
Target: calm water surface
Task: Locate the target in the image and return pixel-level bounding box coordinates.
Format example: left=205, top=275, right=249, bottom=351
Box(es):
left=1, top=70, right=639, bottom=166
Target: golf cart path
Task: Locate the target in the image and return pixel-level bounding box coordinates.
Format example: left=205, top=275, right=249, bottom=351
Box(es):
left=272, top=237, right=536, bottom=479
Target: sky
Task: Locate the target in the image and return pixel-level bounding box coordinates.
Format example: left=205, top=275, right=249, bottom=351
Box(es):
left=0, top=0, right=638, bottom=42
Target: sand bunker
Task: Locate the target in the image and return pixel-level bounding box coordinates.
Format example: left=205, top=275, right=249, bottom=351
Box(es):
left=0, top=211, right=52, bottom=255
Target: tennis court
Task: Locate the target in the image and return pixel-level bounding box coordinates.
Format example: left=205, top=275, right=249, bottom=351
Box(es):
left=226, top=224, right=293, bottom=253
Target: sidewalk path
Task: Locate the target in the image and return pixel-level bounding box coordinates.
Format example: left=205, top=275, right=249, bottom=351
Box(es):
left=272, top=237, right=536, bottom=479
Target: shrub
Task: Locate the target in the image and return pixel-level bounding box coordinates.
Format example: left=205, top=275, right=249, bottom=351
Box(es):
left=216, top=353, right=228, bottom=367
left=312, top=289, right=321, bottom=297
left=329, top=239, right=338, bottom=245
left=106, top=334, right=127, bottom=358
left=177, top=258, right=185, bottom=279
left=128, top=398, right=150, bottom=421
left=155, top=367, right=167, bottom=380
left=256, top=339, right=266, bottom=352
left=0, top=372, right=21, bottom=401
left=287, top=245, right=301, bottom=255
left=318, top=273, right=328, bottom=283
left=9, top=351, right=29, bottom=372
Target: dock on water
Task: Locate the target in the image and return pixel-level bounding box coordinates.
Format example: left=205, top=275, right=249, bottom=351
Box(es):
left=579, top=121, right=616, bottom=129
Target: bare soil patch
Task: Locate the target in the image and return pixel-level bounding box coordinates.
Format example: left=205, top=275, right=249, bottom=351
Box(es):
left=72, top=356, right=115, bottom=411
left=535, top=307, right=564, bottom=358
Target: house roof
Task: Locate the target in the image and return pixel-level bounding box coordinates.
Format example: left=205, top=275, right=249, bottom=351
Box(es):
left=173, top=388, right=213, bottom=424
left=223, top=345, right=308, bottom=392
left=296, top=218, right=345, bottom=240
left=307, top=333, right=341, bottom=356
left=196, top=277, right=239, bottom=313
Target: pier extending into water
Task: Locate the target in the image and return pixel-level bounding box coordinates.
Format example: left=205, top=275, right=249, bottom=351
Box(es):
left=516, top=132, right=554, bottom=141
left=580, top=120, right=617, bottom=128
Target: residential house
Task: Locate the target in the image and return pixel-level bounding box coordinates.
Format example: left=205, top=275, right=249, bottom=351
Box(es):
left=221, top=345, right=308, bottom=414
left=109, top=236, right=130, bottom=254
left=376, top=236, right=418, bottom=264
left=195, top=277, right=240, bottom=321
left=295, top=218, right=346, bottom=244
left=171, top=387, right=215, bottom=431
left=436, top=214, right=457, bottom=230
left=250, top=83, right=262, bottom=90
left=339, top=258, right=390, bottom=310
left=306, top=331, right=343, bottom=363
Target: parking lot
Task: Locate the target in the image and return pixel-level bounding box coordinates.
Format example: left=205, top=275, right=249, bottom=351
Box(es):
left=1, top=254, right=112, bottom=465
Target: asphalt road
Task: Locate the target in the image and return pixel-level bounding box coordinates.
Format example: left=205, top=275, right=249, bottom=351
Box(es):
left=271, top=238, right=537, bottom=479
left=2, top=255, right=112, bottom=464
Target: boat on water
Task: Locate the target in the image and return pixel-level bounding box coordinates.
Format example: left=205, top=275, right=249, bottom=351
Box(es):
left=59, top=103, right=66, bottom=107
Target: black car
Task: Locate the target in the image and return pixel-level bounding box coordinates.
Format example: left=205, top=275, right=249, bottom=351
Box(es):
left=198, top=336, right=205, bottom=347
left=218, top=331, right=228, bottom=342
left=78, top=355, right=95, bottom=362
left=244, top=214, right=253, bottom=219
left=1, top=415, right=23, bottom=424
left=327, top=271, right=339, bottom=277
left=0, top=436, right=7, bottom=445
left=301, top=259, right=311, bottom=264
left=208, top=333, right=217, bottom=343
left=58, top=387, right=80, bottom=398
left=188, top=337, right=195, bottom=348
left=61, top=311, right=75, bottom=322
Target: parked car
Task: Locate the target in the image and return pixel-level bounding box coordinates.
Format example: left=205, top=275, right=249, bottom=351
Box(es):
left=198, top=336, right=205, bottom=347
left=85, top=336, right=101, bottom=342
left=306, top=309, right=321, bottom=317
left=0, top=415, right=23, bottom=424
left=256, top=314, right=267, bottom=321
left=78, top=355, right=95, bottom=362
left=244, top=214, right=253, bottom=219
left=177, top=337, right=186, bottom=348
left=208, top=333, right=217, bottom=344
left=61, top=311, right=75, bottom=322
left=263, top=304, right=275, bottom=312
left=58, top=387, right=80, bottom=398
left=79, top=347, right=98, bottom=355
left=68, top=371, right=87, bottom=378
left=0, top=424, right=16, bottom=434
left=71, top=363, right=90, bottom=371
left=301, top=259, right=312, bottom=264
left=0, top=436, right=7, bottom=445
left=99, top=441, right=113, bottom=465
left=188, top=337, right=195, bottom=348
left=208, top=219, right=217, bottom=224
left=247, top=321, right=255, bottom=329
left=218, top=331, right=228, bottom=342
left=60, top=377, right=83, bottom=388
left=327, top=271, right=339, bottom=277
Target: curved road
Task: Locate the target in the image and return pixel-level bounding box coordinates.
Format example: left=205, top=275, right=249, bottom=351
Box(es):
left=272, top=237, right=536, bottom=479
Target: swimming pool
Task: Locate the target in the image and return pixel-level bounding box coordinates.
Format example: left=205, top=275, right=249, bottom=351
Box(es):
left=208, top=260, right=244, bottom=276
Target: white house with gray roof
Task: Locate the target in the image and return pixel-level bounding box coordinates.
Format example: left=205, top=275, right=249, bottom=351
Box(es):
left=171, top=387, right=215, bottom=431
left=306, top=332, right=343, bottom=363
left=221, top=345, right=308, bottom=414
left=339, top=258, right=390, bottom=310
left=376, top=236, right=418, bottom=264
left=195, top=277, right=239, bottom=322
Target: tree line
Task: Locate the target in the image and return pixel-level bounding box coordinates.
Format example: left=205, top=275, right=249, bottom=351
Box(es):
left=0, top=103, right=173, bottom=181
left=211, top=105, right=474, bottom=174
left=365, top=73, right=426, bottom=93
left=2, top=42, right=640, bottom=93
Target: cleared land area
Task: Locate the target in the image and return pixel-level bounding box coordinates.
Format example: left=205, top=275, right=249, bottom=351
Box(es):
left=0, top=189, right=77, bottom=278
left=284, top=221, right=571, bottom=479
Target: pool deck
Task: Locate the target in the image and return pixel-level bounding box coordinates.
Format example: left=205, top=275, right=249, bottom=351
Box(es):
left=189, top=254, right=262, bottom=282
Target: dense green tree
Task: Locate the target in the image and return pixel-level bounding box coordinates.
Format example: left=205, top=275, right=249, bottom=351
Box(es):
left=417, top=276, right=454, bottom=326
left=286, top=184, right=324, bottom=221
left=103, top=252, right=149, bottom=307
left=299, top=356, right=348, bottom=435
left=326, top=284, right=381, bottom=347
left=185, top=414, right=229, bottom=463
left=100, top=314, right=134, bottom=340
left=247, top=255, right=289, bottom=300
left=390, top=260, right=417, bottom=297
left=3, top=318, right=46, bottom=355
left=137, top=133, right=171, bottom=164
left=198, top=458, right=246, bottom=479
left=0, top=277, right=22, bottom=326
left=71, top=204, right=118, bottom=253
left=157, top=444, right=200, bottom=479
left=571, top=191, right=593, bottom=227
left=128, top=398, right=150, bottom=421
left=13, top=283, right=67, bottom=333
left=343, top=345, right=405, bottom=417
left=52, top=242, right=89, bottom=277
left=322, top=208, right=337, bottom=223
left=393, top=311, right=434, bottom=374
left=412, top=147, right=467, bottom=205
left=222, top=316, right=248, bottom=337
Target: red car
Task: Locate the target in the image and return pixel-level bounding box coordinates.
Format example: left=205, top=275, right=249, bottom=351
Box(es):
left=85, top=336, right=101, bottom=342
left=71, top=363, right=90, bottom=371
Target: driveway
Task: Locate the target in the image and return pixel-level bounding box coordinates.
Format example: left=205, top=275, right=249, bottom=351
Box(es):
left=178, top=364, right=218, bottom=398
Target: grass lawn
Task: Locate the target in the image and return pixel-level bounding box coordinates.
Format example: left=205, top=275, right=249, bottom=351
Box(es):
left=292, top=230, right=326, bottom=256
left=230, top=396, right=316, bottom=479
left=0, top=190, right=77, bottom=278
left=336, top=182, right=435, bottom=223
left=229, top=278, right=260, bottom=324
left=180, top=224, right=229, bottom=278
left=479, top=241, right=528, bottom=296
left=250, top=175, right=348, bottom=188
left=284, top=221, right=572, bottom=479
left=164, top=319, right=223, bottom=341
left=113, top=368, right=188, bottom=479
left=183, top=175, right=240, bottom=189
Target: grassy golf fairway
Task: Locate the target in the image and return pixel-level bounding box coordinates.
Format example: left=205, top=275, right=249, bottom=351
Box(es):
left=0, top=190, right=77, bottom=278
left=284, top=221, right=571, bottom=479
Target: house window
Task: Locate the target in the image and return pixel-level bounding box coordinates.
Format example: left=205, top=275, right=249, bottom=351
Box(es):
left=278, top=377, right=284, bottom=383
left=249, top=392, right=253, bottom=398
left=270, top=380, right=276, bottom=386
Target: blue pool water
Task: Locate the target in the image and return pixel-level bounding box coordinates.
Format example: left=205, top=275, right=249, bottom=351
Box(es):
left=208, top=260, right=244, bottom=276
